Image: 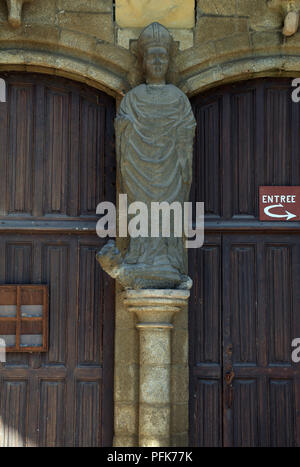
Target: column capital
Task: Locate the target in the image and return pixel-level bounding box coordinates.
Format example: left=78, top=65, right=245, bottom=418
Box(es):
left=123, top=289, right=190, bottom=327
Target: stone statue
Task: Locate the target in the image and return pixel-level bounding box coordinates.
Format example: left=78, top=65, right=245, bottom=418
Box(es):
left=97, top=22, right=196, bottom=289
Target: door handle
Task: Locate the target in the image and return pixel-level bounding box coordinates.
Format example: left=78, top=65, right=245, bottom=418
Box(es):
left=225, top=344, right=234, bottom=408
left=225, top=369, right=234, bottom=386
left=225, top=369, right=235, bottom=409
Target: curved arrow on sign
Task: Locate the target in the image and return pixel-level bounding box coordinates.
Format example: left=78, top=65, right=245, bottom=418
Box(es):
left=264, top=203, right=297, bottom=220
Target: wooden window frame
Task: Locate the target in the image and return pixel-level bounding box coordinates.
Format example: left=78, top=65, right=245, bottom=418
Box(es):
left=0, top=285, right=48, bottom=352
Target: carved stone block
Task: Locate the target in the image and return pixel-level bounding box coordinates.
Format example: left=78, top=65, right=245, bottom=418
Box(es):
left=115, top=0, right=195, bottom=29
left=6, top=0, right=34, bottom=28
left=268, top=0, right=300, bottom=36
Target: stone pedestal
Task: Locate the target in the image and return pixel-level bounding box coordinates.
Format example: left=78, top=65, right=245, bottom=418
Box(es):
left=124, top=289, right=190, bottom=447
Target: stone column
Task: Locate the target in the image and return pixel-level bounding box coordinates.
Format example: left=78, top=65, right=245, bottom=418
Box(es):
left=124, top=289, right=190, bottom=447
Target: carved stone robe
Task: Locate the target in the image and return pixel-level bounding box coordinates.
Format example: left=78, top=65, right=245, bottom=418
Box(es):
left=115, top=83, right=196, bottom=287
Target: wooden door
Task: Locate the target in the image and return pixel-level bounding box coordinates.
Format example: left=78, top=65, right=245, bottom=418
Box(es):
left=0, top=73, right=115, bottom=447
left=189, top=78, right=300, bottom=447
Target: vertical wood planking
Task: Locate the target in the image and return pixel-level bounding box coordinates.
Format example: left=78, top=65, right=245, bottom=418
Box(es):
left=190, top=78, right=300, bottom=447
left=231, top=90, right=255, bottom=216
left=0, top=72, right=116, bottom=447
left=44, top=88, right=69, bottom=214
left=33, top=85, right=45, bottom=218
left=8, top=84, right=33, bottom=214
left=16, top=285, right=20, bottom=350
left=39, top=380, right=65, bottom=447
left=0, top=84, right=8, bottom=215
left=69, top=92, right=80, bottom=217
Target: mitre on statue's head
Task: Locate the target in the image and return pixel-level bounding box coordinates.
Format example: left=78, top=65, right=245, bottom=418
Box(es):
left=137, top=22, right=173, bottom=54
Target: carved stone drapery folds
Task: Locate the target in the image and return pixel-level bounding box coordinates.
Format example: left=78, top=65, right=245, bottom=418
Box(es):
left=268, top=0, right=300, bottom=36
left=5, top=0, right=34, bottom=28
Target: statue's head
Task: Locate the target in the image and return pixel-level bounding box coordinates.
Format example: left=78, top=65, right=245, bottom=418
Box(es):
left=137, top=22, right=172, bottom=85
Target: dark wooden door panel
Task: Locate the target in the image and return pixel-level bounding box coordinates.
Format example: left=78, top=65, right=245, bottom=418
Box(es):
left=0, top=234, right=114, bottom=447
left=223, top=234, right=300, bottom=447
left=191, top=78, right=300, bottom=223
left=0, top=73, right=115, bottom=447
left=190, top=233, right=300, bottom=447
left=189, top=234, right=222, bottom=447
left=0, top=73, right=115, bottom=219
left=190, top=78, right=300, bottom=447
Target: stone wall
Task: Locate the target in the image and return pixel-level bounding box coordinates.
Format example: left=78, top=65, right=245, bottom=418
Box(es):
left=1, top=0, right=300, bottom=447
left=0, top=0, right=132, bottom=96
left=1, top=0, right=300, bottom=97
left=178, top=0, right=300, bottom=94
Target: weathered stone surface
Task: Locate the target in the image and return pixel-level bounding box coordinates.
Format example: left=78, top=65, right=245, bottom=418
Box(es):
left=116, top=0, right=195, bottom=29
left=171, top=329, right=188, bottom=364
left=170, top=29, right=194, bottom=50
left=113, top=435, right=138, bottom=447
left=250, top=9, right=283, bottom=31
left=195, top=17, right=248, bottom=44
left=140, top=329, right=171, bottom=365
left=198, top=0, right=282, bottom=32
left=140, top=366, right=170, bottom=404
left=57, top=11, right=114, bottom=43
left=115, top=403, right=139, bottom=435
left=238, top=0, right=276, bottom=16
left=172, top=303, right=188, bottom=329
left=171, top=403, right=189, bottom=433
left=176, top=41, right=217, bottom=73
left=114, top=328, right=139, bottom=364
left=139, top=435, right=170, bottom=447
left=85, top=63, right=128, bottom=95
left=171, top=365, right=189, bottom=403
left=117, top=28, right=140, bottom=49
left=115, top=285, right=137, bottom=328
left=23, top=23, right=60, bottom=43
left=117, top=26, right=193, bottom=50
left=181, top=65, right=224, bottom=93
left=115, top=363, right=139, bottom=402
left=214, top=31, right=251, bottom=56
left=59, top=29, right=97, bottom=56
left=23, top=0, right=56, bottom=24
left=197, top=0, right=236, bottom=16
left=93, top=40, right=133, bottom=74
left=139, top=406, right=170, bottom=437
left=57, top=0, right=112, bottom=13
left=283, top=29, right=300, bottom=45
left=251, top=30, right=282, bottom=49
